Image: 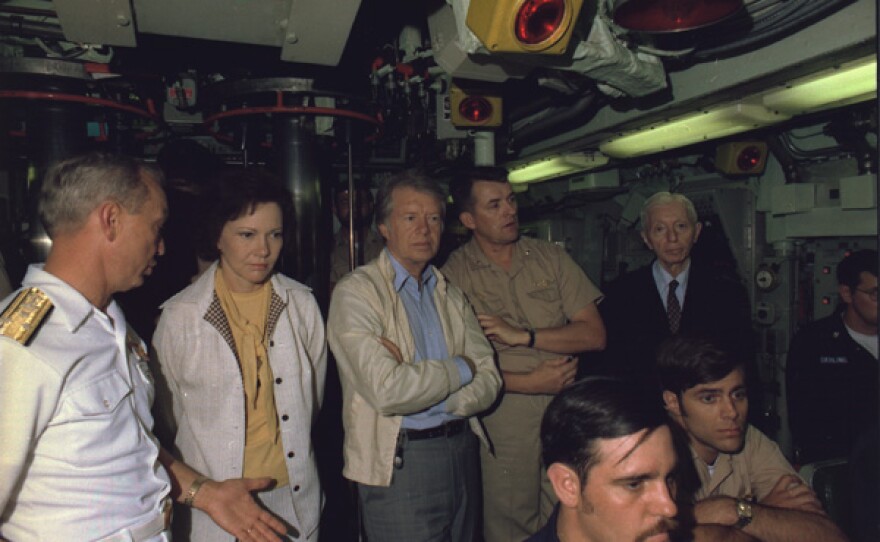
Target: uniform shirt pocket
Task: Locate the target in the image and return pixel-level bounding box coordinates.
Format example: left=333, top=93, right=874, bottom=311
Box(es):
left=49, top=372, right=136, bottom=467
left=527, top=283, right=561, bottom=303
left=66, top=371, right=131, bottom=416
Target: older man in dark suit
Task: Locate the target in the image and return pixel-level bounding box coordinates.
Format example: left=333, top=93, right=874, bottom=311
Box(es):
left=599, top=192, right=754, bottom=389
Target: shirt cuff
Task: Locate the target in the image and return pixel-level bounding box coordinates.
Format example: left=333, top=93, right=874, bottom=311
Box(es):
left=452, top=356, right=474, bottom=386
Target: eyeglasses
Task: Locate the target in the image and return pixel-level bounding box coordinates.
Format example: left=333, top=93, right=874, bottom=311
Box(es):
left=855, top=288, right=878, bottom=301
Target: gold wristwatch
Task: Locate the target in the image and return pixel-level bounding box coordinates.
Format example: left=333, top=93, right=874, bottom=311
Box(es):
left=735, top=497, right=754, bottom=528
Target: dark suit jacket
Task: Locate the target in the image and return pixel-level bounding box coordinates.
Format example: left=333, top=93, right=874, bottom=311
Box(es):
left=598, top=260, right=754, bottom=384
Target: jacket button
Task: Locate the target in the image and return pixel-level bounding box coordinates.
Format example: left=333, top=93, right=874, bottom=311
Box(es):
left=270, top=340, right=275, bottom=347
left=275, top=377, right=283, bottom=384
left=282, top=414, right=289, bottom=421
left=293, top=485, right=300, bottom=492
left=288, top=451, right=295, bottom=458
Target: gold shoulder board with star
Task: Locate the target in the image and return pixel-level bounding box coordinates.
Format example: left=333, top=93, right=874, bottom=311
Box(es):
left=0, top=287, right=53, bottom=345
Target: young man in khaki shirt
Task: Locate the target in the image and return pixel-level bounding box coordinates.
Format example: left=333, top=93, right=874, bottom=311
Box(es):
left=657, top=336, right=847, bottom=542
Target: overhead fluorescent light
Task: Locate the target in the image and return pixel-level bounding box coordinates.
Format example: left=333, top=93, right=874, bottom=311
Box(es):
left=599, top=103, right=789, bottom=158
left=508, top=151, right=610, bottom=184
left=763, top=56, right=877, bottom=115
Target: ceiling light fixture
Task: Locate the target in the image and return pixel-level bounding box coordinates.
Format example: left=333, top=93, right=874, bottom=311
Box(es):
left=508, top=151, right=610, bottom=183
left=599, top=103, right=787, bottom=158
left=598, top=54, right=876, bottom=159
left=611, top=0, right=743, bottom=33
left=762, top=56, right=877, bottom=115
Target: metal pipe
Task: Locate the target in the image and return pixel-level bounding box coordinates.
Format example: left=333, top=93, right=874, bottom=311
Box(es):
left=272, top=116, right=332, bottom=300
left=0, top=16, right=65, bottom=40
left=346, top=120, right=357, bottom=273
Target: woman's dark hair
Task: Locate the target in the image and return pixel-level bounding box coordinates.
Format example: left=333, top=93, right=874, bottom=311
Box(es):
left=198, top=167, right=294, bottom=261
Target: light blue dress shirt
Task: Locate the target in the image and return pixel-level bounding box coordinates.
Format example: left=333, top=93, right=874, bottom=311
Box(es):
left=387, top=251, right=473, bottom=430
left=652, top=259, right=691, bottom=311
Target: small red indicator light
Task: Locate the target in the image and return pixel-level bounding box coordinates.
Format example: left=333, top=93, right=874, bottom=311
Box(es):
left=515, top=0, right=566, bottom=45
left=822, top=266, right=831, bottom=275
left=736, top=145, right=762, bottom=171
left=459, top=96, right=493, bottom=123
left=821, top=296, right=831, bottom=305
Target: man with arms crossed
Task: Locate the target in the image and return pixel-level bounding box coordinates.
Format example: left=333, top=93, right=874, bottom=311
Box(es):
left=442, top=167, right=606, bottom=542
left=527, top=377, right=678, bottom=542
left=0, top=153, right=287, bottom=541
left=657, top=335, right=847, bottom=541
left=328, top=171, right=501, bottom=541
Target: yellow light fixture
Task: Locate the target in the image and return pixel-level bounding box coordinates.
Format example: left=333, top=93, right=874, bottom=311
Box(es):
left=507, top=151, right=610, bottom=183
left=763, top=56, right=877, bottom=115
left=599, top=103, right=788, bottom=158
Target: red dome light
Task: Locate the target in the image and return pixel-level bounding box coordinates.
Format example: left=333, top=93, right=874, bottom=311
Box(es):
left=613, top=0, right=743, bottom=33
left=459, top=96, right=493, bottom=123
left=736, top=145, right=763, bottom=172
left=515, top=0, right=566, bottom=45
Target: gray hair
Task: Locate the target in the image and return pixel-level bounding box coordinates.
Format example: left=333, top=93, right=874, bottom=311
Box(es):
left=39, top=152, right=163, bottom=238
left=375, top=169, right=446, bottom=227
left=640, top=191, right=698, bottom=232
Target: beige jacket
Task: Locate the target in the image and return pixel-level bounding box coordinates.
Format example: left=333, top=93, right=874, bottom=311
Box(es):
left=327, top=251, right=502, bottom=486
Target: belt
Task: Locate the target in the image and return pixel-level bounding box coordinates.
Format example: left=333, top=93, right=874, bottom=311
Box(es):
left=101, top=499, right=172, bottom=542
left=401, top=419, right=467, bottom=441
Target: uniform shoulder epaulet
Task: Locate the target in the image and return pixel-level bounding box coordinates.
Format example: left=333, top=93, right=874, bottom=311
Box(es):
left=0, top=287, right=54, bottom=345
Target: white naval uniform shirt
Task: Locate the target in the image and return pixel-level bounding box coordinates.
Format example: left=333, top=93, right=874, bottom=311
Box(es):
left=0, top=265, right=171, bottom=542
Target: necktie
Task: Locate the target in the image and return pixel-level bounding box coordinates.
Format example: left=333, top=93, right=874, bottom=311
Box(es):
left=667, top=279, right=682, bottom=334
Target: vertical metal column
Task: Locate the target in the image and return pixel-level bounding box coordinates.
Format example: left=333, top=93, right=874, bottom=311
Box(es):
left=24, top=82, right=89, bottom=261
left=273, top=115, right=332, bottom=301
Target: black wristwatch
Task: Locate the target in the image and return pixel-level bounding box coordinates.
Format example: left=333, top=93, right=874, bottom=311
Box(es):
left=735, top=497, right=754, bottom=529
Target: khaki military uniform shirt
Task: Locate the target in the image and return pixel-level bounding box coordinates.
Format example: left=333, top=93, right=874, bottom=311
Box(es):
left=693, top=424, right=798, bottom=502
left=442, top=236, right=603, bottom=542
left=442, top=236, right=602, bottom=371
left=330, top=228, right=384, bottom=284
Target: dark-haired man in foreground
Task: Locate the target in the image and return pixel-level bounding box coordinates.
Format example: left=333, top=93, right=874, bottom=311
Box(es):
left=657, top=336, right=847, bottom=542
left=528, top=377, right=678, bottom=542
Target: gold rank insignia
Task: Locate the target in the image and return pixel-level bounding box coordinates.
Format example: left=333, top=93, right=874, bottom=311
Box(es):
left=0, top=287, right=53, bottom=345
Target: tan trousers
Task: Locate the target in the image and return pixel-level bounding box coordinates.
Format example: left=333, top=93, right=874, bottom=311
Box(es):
left=480, top=393, right=556, bottom=542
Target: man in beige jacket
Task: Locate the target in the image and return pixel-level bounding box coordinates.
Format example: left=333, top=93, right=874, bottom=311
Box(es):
left=328, top=171, right=501, bottom=542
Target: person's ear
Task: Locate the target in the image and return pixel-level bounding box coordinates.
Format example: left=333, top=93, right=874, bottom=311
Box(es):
left=663, top=390, right=682, bottom=418
left=640, top=230, right=653, bottom=251
left=693, top=221, right=703, bottom=242
left=547, top=463, right=582, bottom=508
left=460, top=211, right=476, bottom=231
left=839, top=284, right=854, bottom=305
left=97, top=200, right=122, bottom=242
left=378, top=222, right=389, bottom=241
